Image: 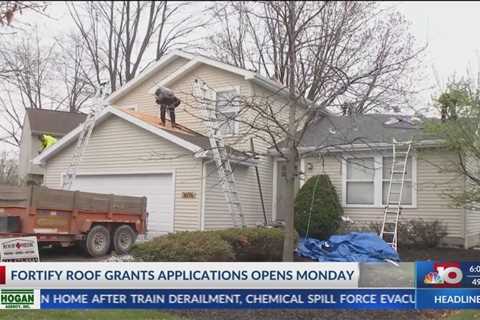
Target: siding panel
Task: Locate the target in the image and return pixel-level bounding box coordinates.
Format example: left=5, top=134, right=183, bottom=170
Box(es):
left=203, top=157, right=273, bottom=229
left=113, top=58, right=189, bottom=116
left=303, top=149, right=465, bottom=242
left=43, top=116, right=202, bottom=231
left=108, top=58, right=302, bottom=230
left=465, top=155, right=480, bottom=247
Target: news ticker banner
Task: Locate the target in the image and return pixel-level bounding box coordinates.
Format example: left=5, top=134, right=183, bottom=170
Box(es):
left=0, top=262, right=477, bottom=309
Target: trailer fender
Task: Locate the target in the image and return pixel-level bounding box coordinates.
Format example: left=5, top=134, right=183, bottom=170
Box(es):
left=80, top=220, right=93, bottom=233
left=135, top=220, right=143, bottom=233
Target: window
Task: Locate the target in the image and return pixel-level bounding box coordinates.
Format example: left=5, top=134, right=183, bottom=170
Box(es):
left=382, top=157, right=412, bottom=205
left=346, top=158, right=375, bottom=205
left=216, top=88, right=240, bottom=136
left=343, top=155, right=416, bottom=207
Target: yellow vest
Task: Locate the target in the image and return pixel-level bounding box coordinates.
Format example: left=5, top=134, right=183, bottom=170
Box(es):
left=41, top=134, right=57, bottom=149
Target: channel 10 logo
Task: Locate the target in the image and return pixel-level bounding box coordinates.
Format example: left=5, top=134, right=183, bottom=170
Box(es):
left=423, top=262, right=463, bottom=287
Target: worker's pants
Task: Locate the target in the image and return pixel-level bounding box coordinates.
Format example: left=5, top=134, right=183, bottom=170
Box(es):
left=160, top=105, right=176, bottom=126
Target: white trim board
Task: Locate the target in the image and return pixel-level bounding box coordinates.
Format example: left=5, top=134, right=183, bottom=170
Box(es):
left=272, top=159, right=278, bottom=221
left=200, top=160, right=207, bottom=231
left=214, top=85, right=241, bottom=137
left=107, top=53, right=179, bottom=103
left=32, top=106, right=203, bottom=165
left=148, top=59, right=200, bottom=94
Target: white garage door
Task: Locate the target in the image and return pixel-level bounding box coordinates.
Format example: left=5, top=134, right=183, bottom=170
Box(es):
left=71, top=173, right=174, bottom=235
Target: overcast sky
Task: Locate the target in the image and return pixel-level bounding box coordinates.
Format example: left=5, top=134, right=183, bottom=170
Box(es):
left=15, top=1, right=480, bottom=105
left=3, top=1, right=480, bottom=154
left=395, top=2, right=480, bottom=97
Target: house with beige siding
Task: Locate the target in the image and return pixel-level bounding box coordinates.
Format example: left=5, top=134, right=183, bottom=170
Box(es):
left=288, top=114, right=480, bottom=248
left=32, top=50, right=295, bottom=237
left=30, top=50, right=478, bottom=248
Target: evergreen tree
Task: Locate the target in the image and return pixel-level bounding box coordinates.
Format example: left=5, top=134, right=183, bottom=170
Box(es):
left=294, top=174, right=343, bottom=239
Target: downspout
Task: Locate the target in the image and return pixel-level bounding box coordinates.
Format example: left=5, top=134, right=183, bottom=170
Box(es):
left=250, top=138, right=267, bottom=225
left=200, top=159, right=207, bottom=231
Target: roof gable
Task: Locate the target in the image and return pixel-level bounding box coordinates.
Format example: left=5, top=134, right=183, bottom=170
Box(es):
left=25, top=109, right=86, bottom=136
left=107, top=50, right=291, bottom=104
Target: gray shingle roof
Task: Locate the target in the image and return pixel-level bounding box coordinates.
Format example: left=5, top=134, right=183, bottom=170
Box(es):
left=299, top=114, right=440, bottom=148
left=26, top=109, right=86, bottom=137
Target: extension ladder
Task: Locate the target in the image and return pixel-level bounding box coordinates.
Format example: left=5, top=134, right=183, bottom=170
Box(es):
left=62, top=85, right=109, bottom=190
left=192, top=79, right=246, bottom=227
left=380, top=138, right=413, bottom=250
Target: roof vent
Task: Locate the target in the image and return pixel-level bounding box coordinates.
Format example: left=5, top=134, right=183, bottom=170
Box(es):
left=329, top=128, right=336, bottom=135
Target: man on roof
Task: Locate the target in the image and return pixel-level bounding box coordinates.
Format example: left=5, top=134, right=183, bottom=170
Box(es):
left=154, top=86, right=181, bottom=128
left=39, top=134, right=57, bottom=153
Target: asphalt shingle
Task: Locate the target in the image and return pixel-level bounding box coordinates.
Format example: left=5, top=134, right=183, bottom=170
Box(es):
left=26, top=108, right=86, bottom=137
left=299, top=114, right=439, bottom=148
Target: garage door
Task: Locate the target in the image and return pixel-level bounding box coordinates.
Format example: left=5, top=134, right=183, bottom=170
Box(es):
left=71, top=173, right=174, bottom=235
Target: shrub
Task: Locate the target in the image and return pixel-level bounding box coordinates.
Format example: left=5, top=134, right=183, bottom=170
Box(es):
left=131, top=227, right=288, bottom=262
left=295, top=174, right=343, bottom=240
left=131, top=231, right=235, bottom=262
left=403, top=219, right=448, bottom=248
left=216, top=227, right=285, bottom=261
left=336, top=217, right=380, bottom=234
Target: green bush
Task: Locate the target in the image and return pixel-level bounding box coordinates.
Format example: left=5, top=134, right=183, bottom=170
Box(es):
left=131, top=227, right=287, bottom=262
left=216, top=227, right=285, bottom=261
left=295, top=174, right=343, bottom=240
left=131, top=231, right=235, bottom=262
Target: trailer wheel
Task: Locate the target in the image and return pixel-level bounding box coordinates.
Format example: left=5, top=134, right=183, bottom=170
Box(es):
left=113, top=225, right=137, bottom=254
left=85, top=225, right=111, bottom=257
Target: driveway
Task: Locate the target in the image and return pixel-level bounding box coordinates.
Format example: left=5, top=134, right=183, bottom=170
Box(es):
left=39, top=246, right=111, bottom=262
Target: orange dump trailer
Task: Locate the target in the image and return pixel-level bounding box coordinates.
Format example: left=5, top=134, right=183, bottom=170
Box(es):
left=0, top=185, right=147, bottom=257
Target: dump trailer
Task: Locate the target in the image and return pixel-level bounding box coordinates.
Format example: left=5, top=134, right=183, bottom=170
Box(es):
left=0, top=185, right=147, bottom=257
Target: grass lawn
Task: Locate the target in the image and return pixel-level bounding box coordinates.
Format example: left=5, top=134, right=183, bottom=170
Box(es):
left=447, top=310, right=480, bottom=319
left=0, top=310, right=184, bottom=320
left=0, top=309, right=469, bottom=320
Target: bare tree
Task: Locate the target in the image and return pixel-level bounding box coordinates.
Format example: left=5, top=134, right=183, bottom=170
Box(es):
left=0, top=1, right=47, bottom=27
left=68, top=1, right=207, bottom=92
left=199, top=1, right=424, bottom=261
left=0, top=32, right=61, bottom=146
left=208, top=2, right=423, bottom=114
left=0, top=2, right=49, bottom=80
left=0, top=151, right=20, bottom=185
left=55, top=33, right=94, bottom=112
left=427, top=78, right=480, bottom=206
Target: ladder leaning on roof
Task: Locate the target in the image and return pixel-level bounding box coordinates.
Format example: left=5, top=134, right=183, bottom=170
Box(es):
left=62, top=84, right=109, bottom=190
left=192, top=79, right=246, bottom=228
left=380, top=138, right=413, bottom=251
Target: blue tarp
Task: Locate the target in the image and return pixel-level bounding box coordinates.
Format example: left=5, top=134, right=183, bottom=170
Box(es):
left=296, top=232, right=400, bottom=262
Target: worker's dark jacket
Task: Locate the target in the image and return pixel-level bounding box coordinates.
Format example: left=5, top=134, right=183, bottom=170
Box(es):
left=155, top=87, right=180, bottom=109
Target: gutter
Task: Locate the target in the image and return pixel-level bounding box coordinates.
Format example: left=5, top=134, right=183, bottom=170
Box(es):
left=194, top=150, right=257, bottom=167
left=268, top=139, right=446, bottom=157
left=31, top=130, right=69, bottom=137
